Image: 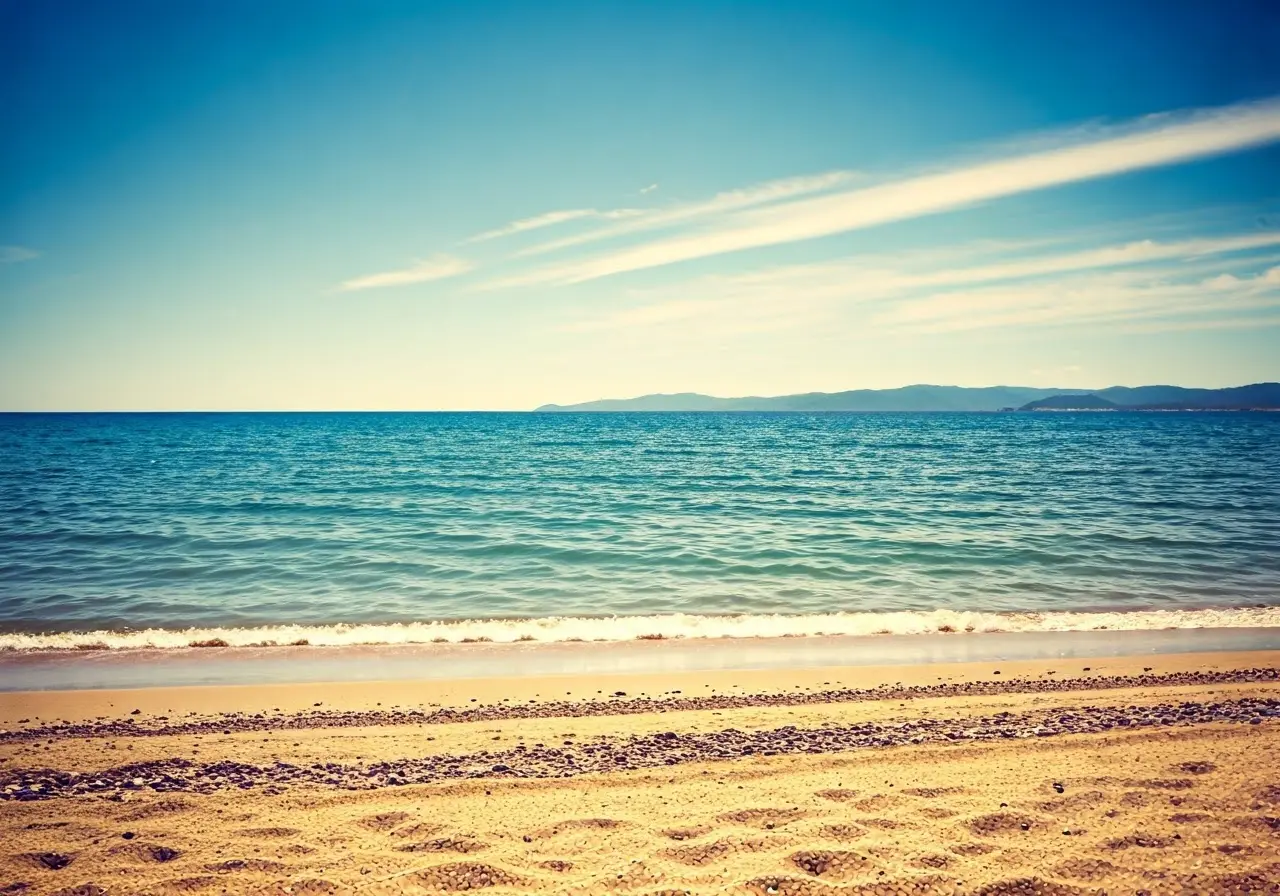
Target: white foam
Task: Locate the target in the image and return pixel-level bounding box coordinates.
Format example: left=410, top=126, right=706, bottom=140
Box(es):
left=1, top=606, right=1277, bottom=652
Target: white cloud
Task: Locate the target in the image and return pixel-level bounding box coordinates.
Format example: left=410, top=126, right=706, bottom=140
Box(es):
left=560, top=228, right=1280, bottom=338
left=1203, top=273, right=1242, bottom=290
left=337, top=254, right=473, bottom=292
left=639, top=183, right=659, bottom=195
left=511, top=169, right=858, bottom=261
left=497, top=96, right=1280, bottom=287
left=0, top=246, right=39, bottom=264
left=876, top=265, right=1280, bottom=334
left=466, top=208, right=642, bottom=243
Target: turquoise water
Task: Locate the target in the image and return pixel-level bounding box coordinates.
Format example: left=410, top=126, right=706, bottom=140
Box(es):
left=0, top=412, right=1278, bottom=649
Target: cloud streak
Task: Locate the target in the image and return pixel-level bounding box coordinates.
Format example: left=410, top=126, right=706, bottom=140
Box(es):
left=467, top=208, right=641, bottom=243
left=563, top=228, right=1280, bottom=337
left=0, top=246, right=39, bottom=264
left=498, top=97, right=1280, bottom=287
left=515, top=170, right=857, bottom=261
left=337, top=254, right=473, bottom=292
left=876, top=265, right=1280, bottom=333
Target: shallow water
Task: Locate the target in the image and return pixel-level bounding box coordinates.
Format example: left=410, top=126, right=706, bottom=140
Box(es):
left=1, top=411, right=1277, bottom=650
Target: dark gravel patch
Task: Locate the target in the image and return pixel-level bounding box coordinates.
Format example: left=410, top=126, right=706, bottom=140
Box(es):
left=1, top=697, right=1276, bottom=801
left=3, top=667, right=1275, bottom=745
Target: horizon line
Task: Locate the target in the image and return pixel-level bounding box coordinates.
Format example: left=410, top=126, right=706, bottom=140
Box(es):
left=3, top=380, right=1277, bottom=414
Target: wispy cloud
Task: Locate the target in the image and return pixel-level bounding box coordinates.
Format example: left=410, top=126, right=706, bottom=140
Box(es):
left=494, top=96, right=1280, bottom=287
left=0, top=246, right=39, bottom=264
left=876, top=264, right=1280, bottom=333
left=563, top=229, right=1280, bottom=337
left=639, top=183, right=659, bottom=195
left=337, top=254, right=473, bottom=292
left=513, top=170, right=857, bottom=262
left=466, top=208, right=642, bottom=243
left=705, top=230, right=1280, bottom=300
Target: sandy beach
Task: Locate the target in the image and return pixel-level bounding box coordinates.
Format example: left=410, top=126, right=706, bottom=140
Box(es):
left=2, top=650, right=1278, bottom=894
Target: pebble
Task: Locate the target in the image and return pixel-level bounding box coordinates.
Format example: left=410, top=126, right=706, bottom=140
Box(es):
left=2, top=692, right=1275, bottom=800
left=3, top=668, right=1275, bottom=748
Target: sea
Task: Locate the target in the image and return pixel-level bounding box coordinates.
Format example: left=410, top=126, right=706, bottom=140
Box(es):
left=1, top=411, right=1278, bottom=659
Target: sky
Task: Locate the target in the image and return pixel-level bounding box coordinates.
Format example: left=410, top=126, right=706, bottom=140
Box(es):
left=2, top=1, right=1279, bottom=410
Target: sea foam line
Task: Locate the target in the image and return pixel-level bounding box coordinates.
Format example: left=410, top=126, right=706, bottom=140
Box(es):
left=1, top=606, right=1278, bottom=652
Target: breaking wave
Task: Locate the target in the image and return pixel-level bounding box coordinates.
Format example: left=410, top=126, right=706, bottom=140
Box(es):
left=3, top=606, right=1278, bottom=652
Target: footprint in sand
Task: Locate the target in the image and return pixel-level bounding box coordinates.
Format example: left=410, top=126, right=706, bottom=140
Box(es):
left=410, top=862, right=522, bottom=892
left=205, top=858, right=287, bottom=873
left=1176, top=760, right=1217, bottom=774
left=852, top=794, right=901, bottom=812
left=901, top=786, right=967, bottom=798
left=1052, top=857, right=1122, bottom=882
left=108, top=843, right=182, bottom=863
left=967, top=811, right=1042, bottom=836
left=356, top=811, right=413, bottom=832
left=813, top=788, right=858, bottom=802
left=662, top=826, right=712, bottom=841
left=394, top=837, right=487, bottom=854
left=234, top=826, right=300, bottom=838
left=790, top=849, right=872, bottom=881
left=1102, top=832, right=1176, bottom=850
left=390, top=821, right=444, bottom=839
left=818, top=823, right=866, bottom=842
left=662, top=837, right=769, bottom=867
left=717, top=807, right=806, bottom=828
left=912, top=853, right=952, bottom=870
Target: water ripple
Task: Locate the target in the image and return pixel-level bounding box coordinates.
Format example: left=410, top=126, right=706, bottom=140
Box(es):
left=0, top=411, right=1277, bottom=637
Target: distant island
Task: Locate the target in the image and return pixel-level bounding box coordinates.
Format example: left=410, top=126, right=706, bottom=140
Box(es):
left=535, top=382, right=1280, bottom=413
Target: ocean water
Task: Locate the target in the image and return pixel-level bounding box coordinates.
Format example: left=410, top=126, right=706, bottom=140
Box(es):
left=0, top=411, right=1278, bottom=651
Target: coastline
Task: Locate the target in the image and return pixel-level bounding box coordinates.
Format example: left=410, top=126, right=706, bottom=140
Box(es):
left=3, top=649, right=1278, bottom=893
left=3, top=625, right=1279, bottom=692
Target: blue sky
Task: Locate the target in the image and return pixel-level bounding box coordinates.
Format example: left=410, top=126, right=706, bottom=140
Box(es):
left=2, top=1, right=1279, bottom=410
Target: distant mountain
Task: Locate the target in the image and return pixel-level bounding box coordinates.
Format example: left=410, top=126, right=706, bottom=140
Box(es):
left=1019, top=383, right=1280, bottom=411
left=1095, top=383, right=1280, bottom=410
left=1018, top=394, right=1118, bottom=411
left=535, top=383, right=1280, bottom=413
left=537, top=385, right=1075, bottom=412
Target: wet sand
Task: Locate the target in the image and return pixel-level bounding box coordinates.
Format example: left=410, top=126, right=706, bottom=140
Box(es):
left=2, top=650, right=1278, bottom=894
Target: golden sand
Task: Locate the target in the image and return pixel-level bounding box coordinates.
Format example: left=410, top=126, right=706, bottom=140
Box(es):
left=2, top=650, right=1278, bottom=895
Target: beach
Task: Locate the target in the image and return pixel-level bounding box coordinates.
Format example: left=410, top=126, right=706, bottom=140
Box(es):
left=3, top=649, right=1278, bottom=894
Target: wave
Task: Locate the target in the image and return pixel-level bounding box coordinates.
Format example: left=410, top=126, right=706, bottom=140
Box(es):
left=2, top=606, right=1278, bottom=652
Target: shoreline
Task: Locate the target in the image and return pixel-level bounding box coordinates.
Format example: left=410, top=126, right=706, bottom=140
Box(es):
left=3, top=625, right=1279, bottom=692
left=2, top=651, right=1278, bottom=744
